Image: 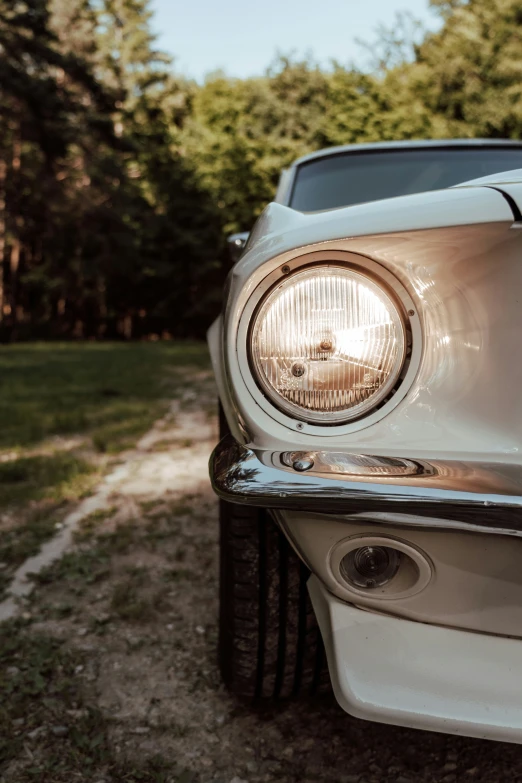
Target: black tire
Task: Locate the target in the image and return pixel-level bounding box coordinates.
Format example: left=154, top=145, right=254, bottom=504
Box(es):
left=218, top=404, right=328, bottom=701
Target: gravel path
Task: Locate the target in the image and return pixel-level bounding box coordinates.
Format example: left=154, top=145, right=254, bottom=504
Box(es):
left=3, top=373, right=522, bottom=782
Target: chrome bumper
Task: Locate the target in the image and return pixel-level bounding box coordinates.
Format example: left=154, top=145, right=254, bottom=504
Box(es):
left=210, top=435, right=522, bottom=536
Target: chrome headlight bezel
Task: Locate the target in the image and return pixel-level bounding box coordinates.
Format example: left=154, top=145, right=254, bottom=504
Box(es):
left=236, top=250, right=421, bottom=435
left=248, top=264, right=407, bottom=424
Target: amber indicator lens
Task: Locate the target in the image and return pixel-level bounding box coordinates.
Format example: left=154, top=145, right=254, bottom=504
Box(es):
left=340, top=546, right=401, bottom=589
left=250, top=266, right=406, bottom=423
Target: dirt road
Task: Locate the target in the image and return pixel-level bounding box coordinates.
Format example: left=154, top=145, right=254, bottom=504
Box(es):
left=2, top=371, right=522, bottom=782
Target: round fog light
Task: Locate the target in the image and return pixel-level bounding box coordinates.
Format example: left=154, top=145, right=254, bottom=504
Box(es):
left=340, top=546, right=401, bottom=589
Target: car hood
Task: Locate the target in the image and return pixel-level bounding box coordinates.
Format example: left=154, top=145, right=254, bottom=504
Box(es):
left=454, top=168, right=522, bottom=187
left=240, top=183, right=514, bottom=281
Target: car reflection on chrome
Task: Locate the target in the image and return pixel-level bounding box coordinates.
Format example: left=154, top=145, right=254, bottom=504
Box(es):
left=208, top=139, right=522, bottom=743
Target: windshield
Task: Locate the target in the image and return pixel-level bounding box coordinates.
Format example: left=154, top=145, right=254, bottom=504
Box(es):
left=290, top=147, right=522, bottom=212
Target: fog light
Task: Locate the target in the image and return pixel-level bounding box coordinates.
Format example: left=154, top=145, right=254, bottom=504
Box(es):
left=340, top=546, right=401, bottom=589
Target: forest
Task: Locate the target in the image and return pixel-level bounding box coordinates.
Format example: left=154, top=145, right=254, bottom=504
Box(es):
left=1, top=0, right=521, bottom=340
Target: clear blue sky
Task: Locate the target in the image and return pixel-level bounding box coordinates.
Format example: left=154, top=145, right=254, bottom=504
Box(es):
left=149, top=0, right=439, bottom=82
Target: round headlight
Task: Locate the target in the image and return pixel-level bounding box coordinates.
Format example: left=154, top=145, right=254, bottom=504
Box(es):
left=250, top=265, right=406, bottom=424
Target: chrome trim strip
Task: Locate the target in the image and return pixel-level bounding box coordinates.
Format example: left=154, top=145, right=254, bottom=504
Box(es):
left=210, top=436, right=522, bottom=536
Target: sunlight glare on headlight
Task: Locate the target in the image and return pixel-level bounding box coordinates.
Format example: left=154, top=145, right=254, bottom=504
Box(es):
left=250, top=266, right=406, bottom=423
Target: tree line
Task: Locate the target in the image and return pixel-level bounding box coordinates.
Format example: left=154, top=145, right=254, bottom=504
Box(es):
left=0, top=0, right=521, bottom=340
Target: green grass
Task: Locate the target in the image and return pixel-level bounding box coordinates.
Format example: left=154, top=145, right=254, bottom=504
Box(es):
left=110, top=567, right=155, bottom=622
left=0, top=452, right=96, bottom=507
left=32, top=493, right=202, bottom=597
left=32, top=548, right=112, bottom=591
left=0, top=455, right=100, bottom=589
left=0, top=342, right=211, bottom=778
left=0, top=621, right=194, bottom=782
left=0, top=341, right=209, bottom=452
left=73, top=506, right=118, bottom=542
left=0, top=341, right=210, bottom=593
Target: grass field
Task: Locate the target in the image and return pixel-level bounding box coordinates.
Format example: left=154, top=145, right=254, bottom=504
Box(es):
left=0, top=342, right=217, bottom=781
left=0, top=342, right=209, bottom=453
left=0, top=341, right=210, bottom=594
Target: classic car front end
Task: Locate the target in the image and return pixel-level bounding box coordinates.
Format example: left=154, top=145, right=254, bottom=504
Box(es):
left=208, top=141, right=522, bottom=743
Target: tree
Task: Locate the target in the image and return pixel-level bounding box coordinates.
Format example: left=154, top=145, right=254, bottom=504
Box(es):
left=0, top=0, right=222, bottom=339
left=1, top=0, right=522, bottom=341
left=405, top=0, right=522, bottom=138
left=356, top=11, right=428, bottom=74
left=93, top=0, right=223, bottom=335
left=0, top=0, right=122, bottom=336
left=183, top=58, right=331, bottom=235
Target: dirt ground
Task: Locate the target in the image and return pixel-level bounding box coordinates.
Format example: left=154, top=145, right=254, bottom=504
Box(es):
left=2, top=370, right=522, bottom=782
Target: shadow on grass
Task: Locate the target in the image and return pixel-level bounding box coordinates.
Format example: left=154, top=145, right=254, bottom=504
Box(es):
left=0, top=452, right=96, bottom=507
left=0, top=341, right=210, bottom=453
left=0, top=453, right=99, bottom=579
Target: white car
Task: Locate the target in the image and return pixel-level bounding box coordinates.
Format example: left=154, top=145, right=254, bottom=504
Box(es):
left=208, top=139, right=522, bottom=743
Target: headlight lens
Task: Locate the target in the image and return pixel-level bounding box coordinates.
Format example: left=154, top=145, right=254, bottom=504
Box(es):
left=340, top=546, right=401, bottom=589
left=250, top=265, right=406, bottom=423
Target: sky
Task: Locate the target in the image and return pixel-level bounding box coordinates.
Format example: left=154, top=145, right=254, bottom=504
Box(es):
left=149, top=0, right=439, bottom=83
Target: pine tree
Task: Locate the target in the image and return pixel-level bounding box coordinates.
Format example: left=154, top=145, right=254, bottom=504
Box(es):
left=93, top=0, right=222, bottom=336
left=0, top=0, right=116, bottom=334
